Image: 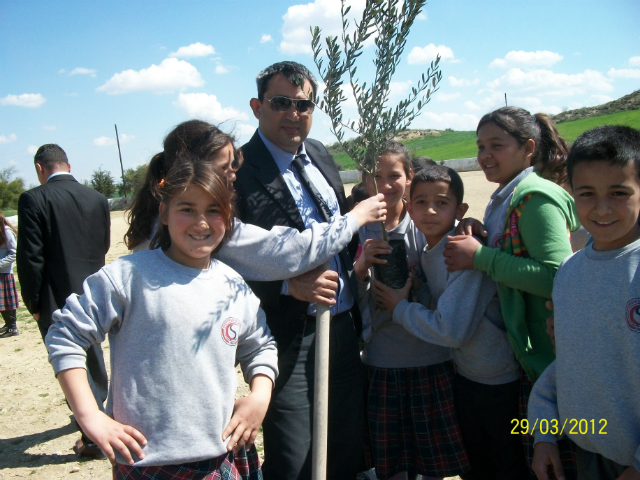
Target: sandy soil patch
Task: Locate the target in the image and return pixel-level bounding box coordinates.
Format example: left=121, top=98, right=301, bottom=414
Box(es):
left=0, top=171, right=491, bottom=478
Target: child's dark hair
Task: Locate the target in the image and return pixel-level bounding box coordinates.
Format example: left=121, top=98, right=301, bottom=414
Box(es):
left=0, top=209, right=16, bottom=247
left=125, top=120, right=240, bottom=250
left=410, top=164, right=464, bottom=205
left=567, top=125, right=640, bottom=185
left=150, top=158, right=235, bottom=253
left=477, top=106, right=569, bottom=185
left=380, top=140, right=412, bottom=177
left=411, top=156, right=436, bottom=174
left=351, top=182, right=370, bottom=204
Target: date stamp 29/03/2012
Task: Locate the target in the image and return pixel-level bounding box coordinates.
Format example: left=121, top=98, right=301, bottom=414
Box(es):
left=511, top=418, right=607, bottom=436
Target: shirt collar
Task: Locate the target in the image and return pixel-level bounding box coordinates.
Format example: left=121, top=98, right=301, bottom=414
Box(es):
left=47, top=172, right=72, bottom=181
left=491, top=166, right=535, bottom=201
left=258, top=129, right=308, bottom=174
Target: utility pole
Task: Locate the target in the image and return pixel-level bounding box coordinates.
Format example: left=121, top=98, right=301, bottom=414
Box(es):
left=114, top=124, right=126, bottom=196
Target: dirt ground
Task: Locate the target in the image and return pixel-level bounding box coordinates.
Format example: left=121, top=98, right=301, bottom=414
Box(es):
left=0, top=171, right=491, bottom=479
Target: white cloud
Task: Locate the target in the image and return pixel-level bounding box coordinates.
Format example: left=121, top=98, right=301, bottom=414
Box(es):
left=96, top=58, right=204, bottom=95
left=490, top=50, right=563, bottom=69
left=0, top=133, right=17, bottom=144
left=463, top=101, right=481, bottom=111
left=261, top=34, right=273, bottom=43
left=43, top=125, right=56, bottom=131
left=94, top=134, right=135, bottom=147
left=27, top=145, right=38, bottom=155
left=173, top=93, right=248, bottom=124
left=487, top=68, right=613, bottom=97
left=591, top=94, right=612, bottom=103
left=449, top=76, right=479, bottom=87
left=608, top=68, right=640, bottom=79
left=630, top=56, right=640, bottom=67
left=280, top=0, right=367, bottom=55
left=407, top=44, right=455, bottom=65
left=389, top=80, right=414, bottom=99
left=0, top=93, right=46, bottom=108
left=69, top=67, right=97, bottom=77
left=168, top=42, right=215, bottom=58
left=215, top=65, right=229, bottom=74
left=94, top=136, right=115, bottom=147
left=58, top=68, right=66, bottom=74
left=417, top=12, right=427, bottom=20
left=235, top=123, right=258, bottom=138
left=412, top=111, right=480, bottom=131
left=437, top=92, right=461, bottom=102
left=64, top=92, right=78, bottom=97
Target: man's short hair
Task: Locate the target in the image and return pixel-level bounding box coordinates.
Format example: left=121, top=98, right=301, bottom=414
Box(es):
left=410, top=164, right=464, bottom=205
left=567, top=126, right=640, bottom=185
left=256, top=61, right=318, bottom=100
left=34, top=144, right=69, bottom=169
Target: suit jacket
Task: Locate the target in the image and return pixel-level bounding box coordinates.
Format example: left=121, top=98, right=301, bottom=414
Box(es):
left=17, top=174, right=110, bottom=327
left=235, top=131, right=359, bottom=383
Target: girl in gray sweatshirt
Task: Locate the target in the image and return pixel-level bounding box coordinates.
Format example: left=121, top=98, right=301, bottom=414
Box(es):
left=46, top=160, right=278, bottom=479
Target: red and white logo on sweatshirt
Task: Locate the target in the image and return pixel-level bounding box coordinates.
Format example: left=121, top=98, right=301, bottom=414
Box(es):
left=626, top=299, right=640, bottom=333
left=221, top=318, right=240, bottom=346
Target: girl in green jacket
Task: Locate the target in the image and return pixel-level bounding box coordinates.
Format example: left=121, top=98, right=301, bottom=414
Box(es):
left=443, top=106, right=580, bottom=479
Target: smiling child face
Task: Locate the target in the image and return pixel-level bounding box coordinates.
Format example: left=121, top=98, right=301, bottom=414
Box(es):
left=572, top=160, right=640, bottom=251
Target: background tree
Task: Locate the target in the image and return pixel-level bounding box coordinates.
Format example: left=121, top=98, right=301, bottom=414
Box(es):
left=90, top=167, right=116, bottom=197
left=311, top=0, right=442, bottom=238
left=117, top=164, right=148, bottom=197
left=0, top=167, right=26, bottom=209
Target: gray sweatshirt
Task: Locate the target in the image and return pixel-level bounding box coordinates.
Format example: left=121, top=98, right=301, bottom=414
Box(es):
left=358, top=213, right=451, bottom=368
left=528, top=237, right=640, bottom=470
left=393, top=230, right=520, bottom=384
left=45, top=248, right=278, bottom=467
left=135, top=215, right=359, bottom=282
left=0, top=226, right=16, bottom=273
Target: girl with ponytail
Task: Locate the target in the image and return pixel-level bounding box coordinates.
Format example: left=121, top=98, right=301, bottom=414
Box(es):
left=444, top=106, right=580, bottom=479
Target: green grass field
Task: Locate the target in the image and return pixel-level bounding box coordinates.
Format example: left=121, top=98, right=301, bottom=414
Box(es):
left=333, top=109, right=640, bottom=170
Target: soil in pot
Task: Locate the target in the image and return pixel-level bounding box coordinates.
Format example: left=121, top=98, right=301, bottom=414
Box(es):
left=373, top=239, right=409, bottom=289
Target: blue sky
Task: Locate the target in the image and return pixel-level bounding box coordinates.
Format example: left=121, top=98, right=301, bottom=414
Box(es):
left=1, top=0, right=639, bottom=184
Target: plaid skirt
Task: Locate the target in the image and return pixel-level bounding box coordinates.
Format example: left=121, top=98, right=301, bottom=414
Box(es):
left=365, top=361, right=469, bottom=479
left=0, top=273, right=18, bottom=311
left=520, top=369, right=577, bottom=480
left=113, top=446, right=262, bottom=480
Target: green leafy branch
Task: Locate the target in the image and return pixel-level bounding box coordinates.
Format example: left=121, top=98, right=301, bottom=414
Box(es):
left=311, top=0, right=442, bottom=179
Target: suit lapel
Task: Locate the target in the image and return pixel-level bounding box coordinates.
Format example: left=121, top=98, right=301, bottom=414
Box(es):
left=305, top=140, right=348, bottom=215
left=244, top=132, right=305, bottom=231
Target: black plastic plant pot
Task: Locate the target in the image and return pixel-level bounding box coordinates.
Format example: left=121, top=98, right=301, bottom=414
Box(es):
left=373, top=239, right=409, bottom=289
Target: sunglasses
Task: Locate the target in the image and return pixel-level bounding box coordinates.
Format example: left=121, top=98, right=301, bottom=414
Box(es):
left=265, top=96, right=315, bottom=115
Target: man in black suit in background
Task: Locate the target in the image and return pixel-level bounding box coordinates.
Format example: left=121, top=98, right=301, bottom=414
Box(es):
left=234, top=62, right=366, bottom=480
left=17, top=144, right=110, bottom=459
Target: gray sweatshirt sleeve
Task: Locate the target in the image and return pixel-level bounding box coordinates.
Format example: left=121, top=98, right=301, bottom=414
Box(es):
left=392, top=269, right=492, bottom=348
left=528, top=360, right=560, bottom=445
left=45, top=270, right=123, bottom=375
left=236, top=301, right=279, bottom=386
left=0, top=227, right=16, bottom=271
left=216, top=215, right=359, bottom=281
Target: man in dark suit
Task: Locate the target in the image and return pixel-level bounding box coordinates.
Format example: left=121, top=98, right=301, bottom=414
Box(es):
left=17, top=144, right=110, bottom=459
left=234, top=62, right=366, bottom=480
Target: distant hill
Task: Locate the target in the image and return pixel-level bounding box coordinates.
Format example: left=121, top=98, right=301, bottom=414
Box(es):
left=328, top=90, right=640, bottom=170
left=553, top=89, right=640, bottom=123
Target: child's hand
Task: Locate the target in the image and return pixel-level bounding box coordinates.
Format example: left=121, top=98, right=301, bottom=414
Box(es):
left=222, top=374, right=272, bottom=453
left=354, top=238, right=392, bottom=281
left=545, top=300, right=556, bottom=354
left=532, top=442, right=565, bottom=480
left=455, top=217, right=487, bottom=237
left=616, top=466, right=640, bottom=480
left=76, top=410, right=147, bottom=466
left=443, top=235, right=481, bottom=271
left=350, top=194, right=387, bottom=227
left=373, top=278, right=412, bottom=313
